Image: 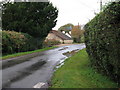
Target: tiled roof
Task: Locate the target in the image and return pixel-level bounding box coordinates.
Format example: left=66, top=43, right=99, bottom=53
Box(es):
left=50, top=30, right=72, bottom=40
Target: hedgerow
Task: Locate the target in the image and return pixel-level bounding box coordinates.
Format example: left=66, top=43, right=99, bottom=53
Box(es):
left=43, top=39, right=61, bottom=47
left=2, top=30, right=39, bottom=55
left=84, top=1, right=120, bottom=85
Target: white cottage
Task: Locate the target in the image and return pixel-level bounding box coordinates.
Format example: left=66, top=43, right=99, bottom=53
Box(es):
left=45, top=30, right=73, bottom=44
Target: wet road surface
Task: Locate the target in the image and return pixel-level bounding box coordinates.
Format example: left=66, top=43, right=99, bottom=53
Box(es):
left=2, top=44, right=85, bottom=88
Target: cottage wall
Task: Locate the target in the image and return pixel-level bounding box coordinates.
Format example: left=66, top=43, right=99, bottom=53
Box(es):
left=64, top=40, right=73, bottom=44
left=46, top=33, right=64, bottom=43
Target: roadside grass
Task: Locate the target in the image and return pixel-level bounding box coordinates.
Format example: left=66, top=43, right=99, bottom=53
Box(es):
left=50, top=49, right=118, bottom=88
left=2, top=46, right=57, bottom=60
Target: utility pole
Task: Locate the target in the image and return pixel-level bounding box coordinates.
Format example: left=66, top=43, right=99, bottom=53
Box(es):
left=78, top=22, right=80, bottom=29
left=100, top=0, right=102, bottom=11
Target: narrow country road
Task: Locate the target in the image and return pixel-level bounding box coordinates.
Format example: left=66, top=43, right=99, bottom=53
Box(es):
left=2, top=44, right=85, bottom=88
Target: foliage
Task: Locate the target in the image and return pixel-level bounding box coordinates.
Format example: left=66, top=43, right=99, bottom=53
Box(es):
left=80, top=34, right=85, bottom=43
left=2, top=30, right=37, bottom=55
left=43, top=39, right=60, bottom=47
left=84, top=1, right=120, bottom=85
left=58, top=23, right=74, bottom=34
left=50, top=49, right=118, bottom=88
left=2, top=2, right=58, bottom=38
left=71, top=25, right=84, bottom=43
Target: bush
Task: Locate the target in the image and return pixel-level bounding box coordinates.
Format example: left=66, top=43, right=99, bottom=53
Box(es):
left=43, top=39, right=60, bottom=47
left=84, top=2, right=120, bottom=84
left=2, top=30, right=38, bottom=55
left=80, top=34, right=85, bottom=43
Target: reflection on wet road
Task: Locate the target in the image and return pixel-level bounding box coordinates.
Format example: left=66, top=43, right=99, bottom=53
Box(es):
left=2, top=44, right=85, bottom=88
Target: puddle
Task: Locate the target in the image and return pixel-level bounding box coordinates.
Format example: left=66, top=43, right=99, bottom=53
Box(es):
left=55, top=49, right=80, bottom=70
left=55, top=62, right=64, bottom=69
left=58, top=47, right=68, bottom=51
left=63, top=49, right=79, bottom=57
left=2, top=60, right=46, bottom=88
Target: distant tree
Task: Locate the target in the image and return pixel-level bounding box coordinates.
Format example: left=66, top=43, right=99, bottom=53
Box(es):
left=2, top=2, right=58, bottom=38
left=58, top=23, right=74, bottom=35
left=71, top=25, right=84, bottom=43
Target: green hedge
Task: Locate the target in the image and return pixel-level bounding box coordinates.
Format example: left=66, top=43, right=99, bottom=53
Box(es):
left=43, top=39, right=61, bottom=47
left=2, top=30, right=42, bottom=55
left=84, top=2, right=120, bottom=84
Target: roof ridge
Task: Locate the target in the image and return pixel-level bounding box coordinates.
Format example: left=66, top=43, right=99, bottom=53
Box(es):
left=51, top=30, right=72, bottom=40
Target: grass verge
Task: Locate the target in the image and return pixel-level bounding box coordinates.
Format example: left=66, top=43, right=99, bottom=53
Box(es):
left=50, top=49, right=118, bottom=88
left=2, top=46, right=57, bottom=60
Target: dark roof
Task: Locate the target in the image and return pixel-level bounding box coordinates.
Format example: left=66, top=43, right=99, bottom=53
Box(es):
left=50, top=30, right=72, bottom=40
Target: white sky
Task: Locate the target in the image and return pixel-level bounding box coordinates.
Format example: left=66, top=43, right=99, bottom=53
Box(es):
left=0, top=0, right=112, bottom=30
left=49, top=0, right=111, bottom=30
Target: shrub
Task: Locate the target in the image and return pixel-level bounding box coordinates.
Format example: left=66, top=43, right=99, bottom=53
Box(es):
left=71, top=26, right=84, bottom=43
left=2, top=30, right=37, bottom=55
left=43, top=39, right=60, bottom=47
left=84, top=1, right=120, bottom=84
left=80, top=34, right=85, bottom=43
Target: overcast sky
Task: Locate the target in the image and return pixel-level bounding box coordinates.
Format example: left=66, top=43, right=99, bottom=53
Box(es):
left=49, top=0, right=111, bottom=30
left=0, top=0, right=112, bottom=30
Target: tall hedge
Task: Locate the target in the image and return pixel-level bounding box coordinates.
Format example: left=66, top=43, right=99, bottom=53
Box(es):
left=84, top=2, right=120, bottom=84
left=2, top=31, right=38, bottom=55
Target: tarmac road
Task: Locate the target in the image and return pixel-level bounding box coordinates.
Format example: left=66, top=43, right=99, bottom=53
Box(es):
left=2, top=43, right=85, bottom=88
